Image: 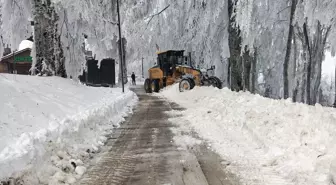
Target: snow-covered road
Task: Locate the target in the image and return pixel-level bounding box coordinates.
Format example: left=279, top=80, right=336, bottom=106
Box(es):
left=160, top=84, right=336, bottom=185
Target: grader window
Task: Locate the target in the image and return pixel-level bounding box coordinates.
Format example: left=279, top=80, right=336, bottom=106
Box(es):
left=177, top=57, right=183, bottom=65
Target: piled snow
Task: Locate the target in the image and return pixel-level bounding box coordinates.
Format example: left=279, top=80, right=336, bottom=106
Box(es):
left=0, top=74, right=137, bottom=184
left=18, top=40, right=33, bottom=51
left=160, top=85, right=336, bottom=185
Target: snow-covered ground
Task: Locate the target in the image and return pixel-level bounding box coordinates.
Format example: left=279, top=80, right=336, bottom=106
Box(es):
left=0, top=74, right=137, bottom=184
left=160, top=85, right=336, bottom=185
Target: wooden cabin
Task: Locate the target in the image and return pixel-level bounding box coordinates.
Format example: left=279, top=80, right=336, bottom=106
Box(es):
left=0, top=48, right=32, bottom=75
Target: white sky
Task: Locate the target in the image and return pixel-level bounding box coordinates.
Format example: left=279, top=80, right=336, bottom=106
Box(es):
left=322, top=51, right=336, bottom=81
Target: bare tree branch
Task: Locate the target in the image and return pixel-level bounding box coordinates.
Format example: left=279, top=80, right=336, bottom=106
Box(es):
left=146, top=5, right=170, bottom=28
left=277, top=6, right=291, bottom=15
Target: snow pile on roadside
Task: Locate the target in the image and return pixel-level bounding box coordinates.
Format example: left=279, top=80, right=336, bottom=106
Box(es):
left=166, top=110, right=203, bottom=151
left=0, top=74, right=138, bottom=184
left=160, top=84, right=336, bottom=185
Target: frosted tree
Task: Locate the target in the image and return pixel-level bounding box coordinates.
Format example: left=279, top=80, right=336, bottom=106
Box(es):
left=122, top=0, right=230, bottom=85
left=1, top=0, right=123, bottom=79
left=1, top=0, right=67, bottom=77
left=227, top=0, right=257, bottom=92
left=32, top=0, right=66, bottom=77
left=51, top=0, right=122, bottom=79
left=0, top=0, right=32, bottom=56
left=294, top=1, right=334, bottom=105
left=283, top=0, right=297, bottom=99
left=233, top=0, right=336, bottom=105
left=3, top=0, right=232, bottom=84
left=234, top=0, right=291, bottom=98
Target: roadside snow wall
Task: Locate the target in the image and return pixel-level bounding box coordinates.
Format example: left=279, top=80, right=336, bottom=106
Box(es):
left=160, top=85, right=336, bottom=185
left=0, top=74, right=138, bottom=184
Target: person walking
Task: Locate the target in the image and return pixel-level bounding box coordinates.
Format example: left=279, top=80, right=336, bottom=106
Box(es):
left=131, top=72, right=136, bottom=85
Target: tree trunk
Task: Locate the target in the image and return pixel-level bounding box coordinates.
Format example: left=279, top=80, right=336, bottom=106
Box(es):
left=303, top=22, right=312, bottom=105
left=54, top=21, right=67, bottom=77
left=292, top=31, right=298, bottom=102
left=283, top=0, right=297, bottom=99
left=242, top=57, right=245, bottom=91
left=334, top=65, right=336, bottom=108
left=312, top=51, right=322, bottom=104
left=301, top=63, right=307, bottom=103
left=251, top=49, right=257, bottom=94
left=301, top=21, right=330, bottom=105
left=293, top=31, right=297, bottom=83
left=228, top=0, right=243, bottom=92
left=312, top=26, right=331, bottom=104
left=228, top=59, right=231, bottom=89
left=32, top=0, right=66, bottom=77
left=293, top=81, right=299, bottom=102
left=243, top=49, right=251, bottom=91
left=118, top=37, right=128, bottom=84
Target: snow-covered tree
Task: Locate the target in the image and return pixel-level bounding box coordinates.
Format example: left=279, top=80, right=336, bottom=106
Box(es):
left=32, top=0, right=66, bottom=77
left=294, top=1, right=335, bottom=105
left=122, top=0, right=230, bottom=85
left=234, top=0, right=291, bottom=98
left=0, top=0, right=32, bottom=56
left=234, top=0, right=336, bottom=105
left=1, top=0, right=123, bottom=79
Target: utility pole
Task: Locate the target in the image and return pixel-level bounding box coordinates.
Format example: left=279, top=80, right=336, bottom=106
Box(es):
left=142, top=57, right=144, bottom=78
left=13, top=50, right=16, bottom=75
left=117, top=0, right=124, bottom=93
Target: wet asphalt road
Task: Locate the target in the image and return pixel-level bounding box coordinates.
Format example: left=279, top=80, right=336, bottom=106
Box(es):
left=77, top=86, right=238, bottom=185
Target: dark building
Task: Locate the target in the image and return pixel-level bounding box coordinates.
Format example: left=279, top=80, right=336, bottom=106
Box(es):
left=79, top=58, right=116, bottom=87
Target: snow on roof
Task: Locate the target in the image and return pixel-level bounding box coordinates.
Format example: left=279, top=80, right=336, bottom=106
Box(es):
left=0, top=40, right=34, bottom=62
left=18, top=40, right=33, bottom=51
left=1, top=48, right=31, bottom=61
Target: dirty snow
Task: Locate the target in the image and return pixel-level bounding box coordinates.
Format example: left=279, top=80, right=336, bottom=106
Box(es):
left=0, top=74, right=137, bottom=184
left=160, top=84, right=336, bottom=185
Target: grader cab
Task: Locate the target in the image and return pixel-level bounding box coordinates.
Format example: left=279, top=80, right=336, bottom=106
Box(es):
left=144, top=50, right=222, bottom=93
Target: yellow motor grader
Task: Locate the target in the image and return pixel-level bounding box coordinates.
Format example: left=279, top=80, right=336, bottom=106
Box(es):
left=144, top=50, right=222, bottom=93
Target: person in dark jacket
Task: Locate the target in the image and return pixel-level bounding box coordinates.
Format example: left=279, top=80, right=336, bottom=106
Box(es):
left=131, top=72, right=136, bottom=85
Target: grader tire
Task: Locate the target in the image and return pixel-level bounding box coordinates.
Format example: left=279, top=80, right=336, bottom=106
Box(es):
left=190, top=78, right=196, bottom=89
left=144, top=78, right=152, bottom=93
left=179, top=78, right=194, bottom=92
left=209, top=76, right=222, bottom=89
left=151, top=79, right=160, bottom=93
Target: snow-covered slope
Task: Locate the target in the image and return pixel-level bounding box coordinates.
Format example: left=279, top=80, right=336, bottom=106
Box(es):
left=0, top=74, right=137, bottom=184
left=160, top=85, right=336, bottom=185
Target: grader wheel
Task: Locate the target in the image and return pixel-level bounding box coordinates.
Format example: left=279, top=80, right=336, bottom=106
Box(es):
left=179, top=78, right=194, bottom=92
left=144, top=78, right=152, bottom=93
left=209, top=76, right=222, bottom=89
left=151, top=79, right=160, bottom=93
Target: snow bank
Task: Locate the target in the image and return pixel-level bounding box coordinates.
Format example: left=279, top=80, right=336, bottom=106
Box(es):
left=160, top=85, right=336, bottom=185
left=0, top=74, right=137, bottom=184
